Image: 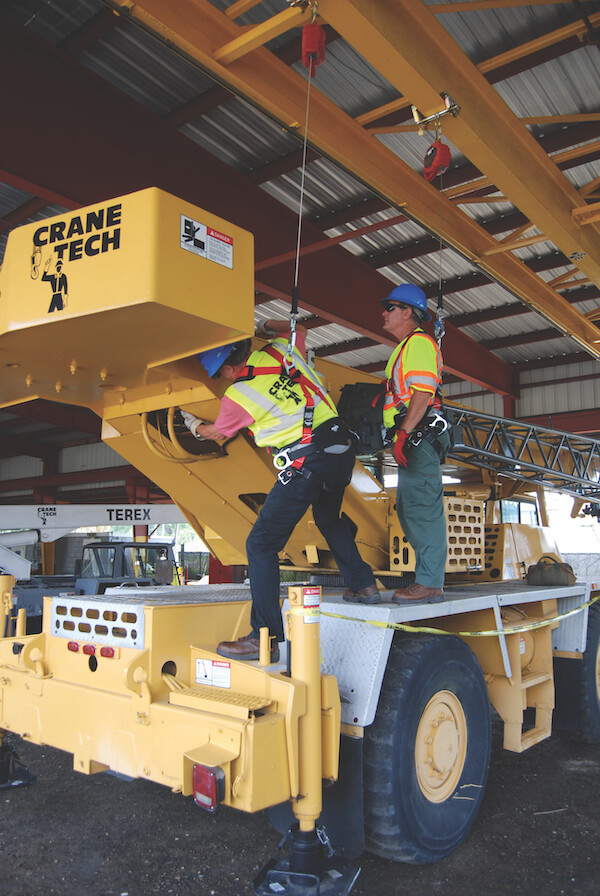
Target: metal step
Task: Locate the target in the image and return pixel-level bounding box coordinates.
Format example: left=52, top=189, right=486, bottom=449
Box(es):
left=521, top=670, right=553, bottom=689
left=519, top=725, right=552, bottom=751
left=169, top=684, right=273, bottom=719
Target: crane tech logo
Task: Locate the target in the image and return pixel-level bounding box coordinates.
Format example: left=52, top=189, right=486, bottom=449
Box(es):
left=30, top=202, right=122, bottom=314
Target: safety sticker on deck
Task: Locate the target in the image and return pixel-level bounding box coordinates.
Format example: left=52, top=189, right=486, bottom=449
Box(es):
left=180, top=215, right=233, bottom=268
left=195, top=657, right=231, bottom=689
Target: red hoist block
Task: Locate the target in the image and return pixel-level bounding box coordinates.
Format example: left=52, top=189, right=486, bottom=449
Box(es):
left=423, top=140, right=451, bottom=181
left=302, top=22, right=326, bottom=75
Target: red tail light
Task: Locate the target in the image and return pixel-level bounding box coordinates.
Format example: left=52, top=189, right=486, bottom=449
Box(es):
left=193, top=764, right=225, bottom=813
left=82, top=644, right=95, bottom=656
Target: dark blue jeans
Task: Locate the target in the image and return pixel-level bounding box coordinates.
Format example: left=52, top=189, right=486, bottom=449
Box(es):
left=246, top=448, right=375, bottom=642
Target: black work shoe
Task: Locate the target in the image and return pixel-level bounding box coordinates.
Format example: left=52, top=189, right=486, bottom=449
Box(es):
left=342, top=584, right=380, bottom=604
left=216, top=634, right=280, bottom=663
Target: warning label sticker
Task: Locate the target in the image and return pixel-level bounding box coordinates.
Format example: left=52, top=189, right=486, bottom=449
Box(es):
left=195, top=658, right=231, bottom=689
left=180, top=215, right=233, bottom=269
left=303, top=587, right=321, bottom=608
left=303, top=586, right=320, bottom=623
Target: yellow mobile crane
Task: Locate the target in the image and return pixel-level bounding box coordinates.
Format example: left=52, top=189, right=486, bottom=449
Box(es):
left=0, top=190, right=598, bottom=894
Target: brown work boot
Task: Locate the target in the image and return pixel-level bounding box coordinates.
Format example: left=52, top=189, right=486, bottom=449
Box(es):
left=217, top=633, right=280, bottom=663
left=392, top=583, right=444, bottom=604
left=343, top=584, right=380, bottom=604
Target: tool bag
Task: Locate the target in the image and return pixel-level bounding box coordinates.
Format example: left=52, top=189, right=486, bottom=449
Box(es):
left=525, top=555, right=576, bottom=586
left=336, top=382, right=388, bottom=454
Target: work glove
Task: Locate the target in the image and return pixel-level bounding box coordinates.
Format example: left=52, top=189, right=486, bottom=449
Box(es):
left=180, top=410, right=204, bottom=439
left=393, top=430, right=409, bottom=468
left=255, top=319, right=276, bottom=338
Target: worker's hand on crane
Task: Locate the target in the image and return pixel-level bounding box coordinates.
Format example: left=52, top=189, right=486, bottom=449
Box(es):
left=180, top=410, right=225, bottom=442
left=181, top=410, right=207, bottom=439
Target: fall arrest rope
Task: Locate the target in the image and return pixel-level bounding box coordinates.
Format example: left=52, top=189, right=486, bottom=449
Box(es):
left=262, top=3, right=327, bottom=485
left=284, top=1, right=325, bottom=371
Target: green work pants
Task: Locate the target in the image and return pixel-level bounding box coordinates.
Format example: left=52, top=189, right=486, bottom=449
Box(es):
left=395, top=432, right=450, bottom=588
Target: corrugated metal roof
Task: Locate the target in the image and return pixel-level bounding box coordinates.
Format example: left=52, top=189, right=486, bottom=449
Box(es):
left=1, top=0, right=599, bottom=495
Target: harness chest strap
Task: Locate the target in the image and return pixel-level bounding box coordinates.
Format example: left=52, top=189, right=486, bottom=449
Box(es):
left=238, top=343, right=334, bottom=479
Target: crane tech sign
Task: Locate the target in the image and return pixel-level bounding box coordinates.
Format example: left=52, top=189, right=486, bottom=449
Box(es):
left=30, top=202, right=122, bottom=314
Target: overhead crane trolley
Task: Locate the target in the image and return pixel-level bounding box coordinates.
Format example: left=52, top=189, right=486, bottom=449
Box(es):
left=0, top=188, right=599, bottom=894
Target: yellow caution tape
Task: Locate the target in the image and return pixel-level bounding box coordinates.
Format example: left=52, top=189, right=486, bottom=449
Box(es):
left=321, top=592, right=600, bottom=638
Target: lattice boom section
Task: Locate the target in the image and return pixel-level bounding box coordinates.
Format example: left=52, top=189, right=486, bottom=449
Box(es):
left=445, top=497, right=484, bottom=571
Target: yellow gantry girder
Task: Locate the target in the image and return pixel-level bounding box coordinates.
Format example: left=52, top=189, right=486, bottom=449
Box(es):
left=114, top=0, right=600, bottom=359
left=321, top=0, right=600, bottom=275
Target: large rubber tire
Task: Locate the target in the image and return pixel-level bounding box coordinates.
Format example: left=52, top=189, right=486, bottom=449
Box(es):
left=363, top=632, right=491, bottom=864
left=553, top=602, right=600, bottom=743
left=580, top=602, right=600, bottom=741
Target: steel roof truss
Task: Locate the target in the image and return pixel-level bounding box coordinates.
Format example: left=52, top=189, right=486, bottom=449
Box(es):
left=114, top=0, right=600, bottom=360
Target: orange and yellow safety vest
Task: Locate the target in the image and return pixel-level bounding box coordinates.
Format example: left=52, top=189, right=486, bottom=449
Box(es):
left=383, top=329, right=443, bottom=432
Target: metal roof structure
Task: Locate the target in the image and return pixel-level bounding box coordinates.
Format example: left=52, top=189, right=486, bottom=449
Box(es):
left=1, top=0, right=600, bottom=504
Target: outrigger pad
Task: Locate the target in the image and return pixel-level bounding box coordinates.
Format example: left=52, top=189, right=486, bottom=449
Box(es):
left=0, top=742, right=36, bottom=790
left=253, top=859, right=360, bottom=896
left=253, top=826, right=360, bottom=896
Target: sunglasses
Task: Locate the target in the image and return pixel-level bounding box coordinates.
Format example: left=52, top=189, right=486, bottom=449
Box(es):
left=384, top=302, right=406, bottom=313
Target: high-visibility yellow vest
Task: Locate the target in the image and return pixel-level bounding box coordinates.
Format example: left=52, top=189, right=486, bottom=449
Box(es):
left=225, top=337, right=338, bottom=449
left=383, top=329, right=442, bottom=432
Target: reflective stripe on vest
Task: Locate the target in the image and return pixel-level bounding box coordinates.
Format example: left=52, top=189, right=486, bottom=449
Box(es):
left=383, top=330, right=442, bottom=431
left=225, top=337, right=337, bottom=449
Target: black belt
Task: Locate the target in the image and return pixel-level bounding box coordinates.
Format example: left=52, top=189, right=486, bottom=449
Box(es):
left=409, top=409, right=451, bottom=461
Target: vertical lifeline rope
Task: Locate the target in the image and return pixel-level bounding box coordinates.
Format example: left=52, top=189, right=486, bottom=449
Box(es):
left=286, top=62, right=314, bottom=369
left=285, top=3, right=324, bottom=371
left=434, top=118, right=446, bottom=351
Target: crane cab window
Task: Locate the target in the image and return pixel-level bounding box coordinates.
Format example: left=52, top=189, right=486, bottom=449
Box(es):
left=80, top=545, right=116, bottom=578
left=501, top=500, right=539, bottom=526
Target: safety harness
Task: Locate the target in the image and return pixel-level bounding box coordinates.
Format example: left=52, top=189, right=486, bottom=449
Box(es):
left=236, top=343, right=345, bottom=485
left=385, top=331, right=451, bottom=461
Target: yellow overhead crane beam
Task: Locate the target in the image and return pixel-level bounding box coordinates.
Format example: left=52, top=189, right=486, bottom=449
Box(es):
left=320, top=0, right=600, bottom=281
left=113, top=0, right=600, bottom=359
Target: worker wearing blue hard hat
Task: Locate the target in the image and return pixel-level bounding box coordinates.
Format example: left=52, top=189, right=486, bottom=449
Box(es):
left=182, top=318, right=378, bottom=661
left=355, top=283, right=450, bottom=604
left=196, top=340, right=252, bottom=378
left=380, top=283, right=432, bottom=321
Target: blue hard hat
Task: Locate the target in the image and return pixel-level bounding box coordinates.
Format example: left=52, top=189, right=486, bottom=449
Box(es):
left=196, top=343, right=238, bottom=378
left=381, top=283, right=431, bottom=321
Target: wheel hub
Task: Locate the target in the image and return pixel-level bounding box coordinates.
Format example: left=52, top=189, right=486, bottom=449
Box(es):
left=415, top=690, right=467, bottom=803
